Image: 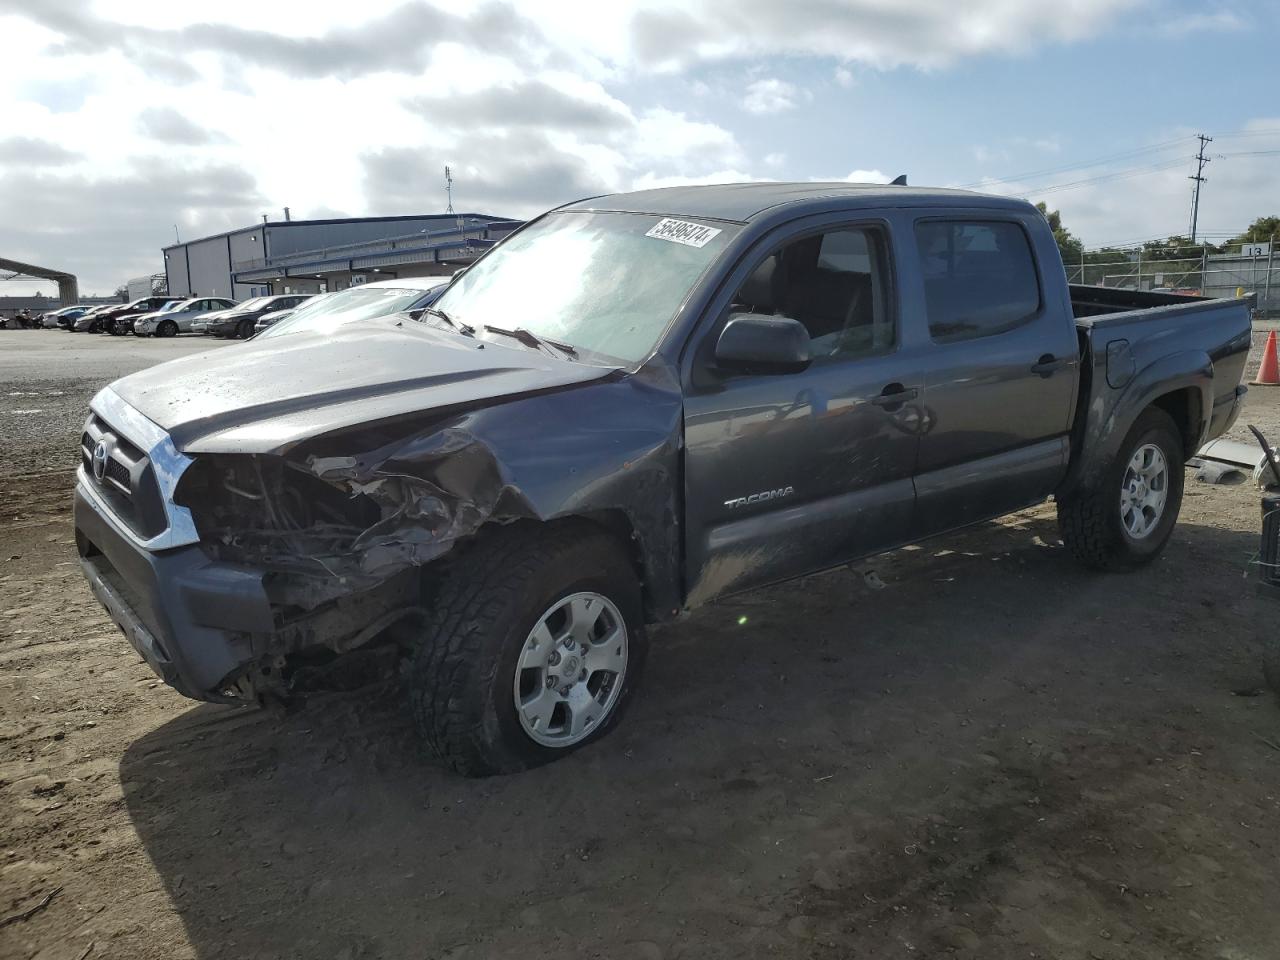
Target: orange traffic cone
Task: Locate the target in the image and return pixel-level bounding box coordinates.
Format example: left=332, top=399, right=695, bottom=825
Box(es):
left=1255, top=330, right=1280, bottom=386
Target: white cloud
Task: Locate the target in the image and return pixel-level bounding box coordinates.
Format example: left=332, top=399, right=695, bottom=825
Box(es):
left=631, top=169, right=772, bottom=190
left=742, top=77, right=801, bottom=114
left=626, top=0, right=1140, bottom=71
left=0, top=0, right=1226, bottom=295
left=833, top=169, right=891, bottom=184
left=1160, top=10, right=1246, bottom=36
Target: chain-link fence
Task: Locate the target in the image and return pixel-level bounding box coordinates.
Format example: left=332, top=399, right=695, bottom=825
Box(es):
left=1064, top=240, right=1278, bottom=318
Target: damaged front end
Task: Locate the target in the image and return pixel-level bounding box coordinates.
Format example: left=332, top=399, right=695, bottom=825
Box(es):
left=174, top=424, right=534, bottom=701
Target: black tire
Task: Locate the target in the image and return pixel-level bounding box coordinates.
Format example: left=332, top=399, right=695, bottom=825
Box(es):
left=409, top=522, right=647, bottom=777
left=237, top=318, right=254, bottom=340
left=1058, top=407, right=1185, bottom=571
left=157, top=319, right=177, bottom=338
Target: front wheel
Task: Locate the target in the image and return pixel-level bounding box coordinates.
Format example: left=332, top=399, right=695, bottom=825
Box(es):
left=157, top=320, right=177, bottom=338
left=237, top=318, right=255, bottom=340
left=409, top=523, right=646, bottom=777
left=1058, top=407, right=1185, bottom=571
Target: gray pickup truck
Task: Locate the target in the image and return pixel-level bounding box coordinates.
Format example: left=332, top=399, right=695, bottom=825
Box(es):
left=75, top=183, right=1252, bottom=776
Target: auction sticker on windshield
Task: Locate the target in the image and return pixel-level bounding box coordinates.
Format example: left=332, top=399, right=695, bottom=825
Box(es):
left=645, top=218, right=722, bottom=248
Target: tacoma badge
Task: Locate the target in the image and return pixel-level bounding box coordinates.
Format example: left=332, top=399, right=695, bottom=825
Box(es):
left=724, top=486, right=795, bottom=509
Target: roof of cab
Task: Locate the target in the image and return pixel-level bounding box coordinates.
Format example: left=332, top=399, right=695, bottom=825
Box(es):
left=562, top=182, right=1033, bottom=223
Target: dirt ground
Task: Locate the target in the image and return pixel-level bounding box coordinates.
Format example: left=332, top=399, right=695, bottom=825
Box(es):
left=3, top=329, right=1279, bottom=960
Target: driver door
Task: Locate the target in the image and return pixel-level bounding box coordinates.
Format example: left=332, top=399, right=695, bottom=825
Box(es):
left=682, top=220, right=924, bottom=603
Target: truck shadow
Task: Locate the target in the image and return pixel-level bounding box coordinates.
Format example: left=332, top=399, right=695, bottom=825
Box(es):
left=119, top=512, right=1265, bottom=960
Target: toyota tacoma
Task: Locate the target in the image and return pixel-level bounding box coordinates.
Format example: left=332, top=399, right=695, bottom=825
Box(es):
left=74, top=183, right=1253, bottom=776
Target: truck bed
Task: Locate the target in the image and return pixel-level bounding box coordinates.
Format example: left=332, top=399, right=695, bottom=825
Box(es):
left=1062, top=283, right=1253, bottom=494
left=1069, top=283, right=1213, bottom=319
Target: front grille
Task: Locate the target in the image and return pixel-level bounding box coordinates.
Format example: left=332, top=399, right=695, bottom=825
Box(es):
left=81, top=413, right=167, bottom=539
left=1263, top=495, right=1280, bottom=589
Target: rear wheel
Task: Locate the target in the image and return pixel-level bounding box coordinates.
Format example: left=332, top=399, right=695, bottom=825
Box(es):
left=409, top=522, right=646, bottom=777
left=1058, top=407, right=1184, bottom=570
left=157, top=319, right=178, bottom=338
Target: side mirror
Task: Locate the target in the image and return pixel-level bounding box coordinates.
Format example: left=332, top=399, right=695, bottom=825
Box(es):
left=714, top=314, right=811, bottom=373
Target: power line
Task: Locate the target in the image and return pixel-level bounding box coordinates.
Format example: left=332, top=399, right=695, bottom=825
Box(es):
left=957, top=134, right=1194, bottom=190
left=1213, top=128, right=1280, bottom=140
left=1015, top=155, right=1193, bottom=199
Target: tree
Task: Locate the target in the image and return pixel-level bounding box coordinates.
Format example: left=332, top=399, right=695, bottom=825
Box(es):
left=1140, top=236, right=1202, bottom=262
left=1230, top=216, right=1280, bottom=246
left=1035, top=202, right=1083, bottom=264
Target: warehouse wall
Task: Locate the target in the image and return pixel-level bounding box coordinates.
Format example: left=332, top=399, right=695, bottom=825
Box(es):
left=165, top=247, right=191, bottom=297
left=185, top=236, right=234, bottom=297
left=227, top=227, right=265, bottom=299
left=264, top=217, right=476, bottom=259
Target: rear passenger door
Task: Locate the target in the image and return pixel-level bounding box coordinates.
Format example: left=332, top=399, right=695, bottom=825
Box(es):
left=910, top=216, right=1080, bottom=537
left=682, top=219, right=925, bottom=602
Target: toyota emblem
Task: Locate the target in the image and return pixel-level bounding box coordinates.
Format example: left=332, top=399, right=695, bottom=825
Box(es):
left=92, top=439, right=109, bottom=482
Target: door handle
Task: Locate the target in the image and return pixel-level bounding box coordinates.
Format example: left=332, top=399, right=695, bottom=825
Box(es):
left=870, top=384, right=919, bottom=408
left=1031, top=354, right=1067, bottom=377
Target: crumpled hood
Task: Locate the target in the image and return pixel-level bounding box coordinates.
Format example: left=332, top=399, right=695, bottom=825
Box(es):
left=105, top=320, right=615, bottom=455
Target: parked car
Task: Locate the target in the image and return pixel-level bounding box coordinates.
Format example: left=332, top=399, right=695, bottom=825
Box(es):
left=94, top=296, right=179, bottom=335
left=133, top=297, right=237, bottom=337
left=253, top=304, right=308, bottom=334
left=204, top=294, right=312, bottom=340
left=72, top=304, right=125, bottom=333
left=73, top=184, right=1251, bottom=777
left=193, top=297, right=267, bottom=335
left=113, top=298, right=191, bottom=336
left=253, top=277, right=449, bottom=340
left=42, top=305, right=90, bottom=328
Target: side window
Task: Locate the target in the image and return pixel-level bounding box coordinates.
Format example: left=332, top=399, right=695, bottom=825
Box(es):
left=914, top=220, right=1040, bottom=343
left=730, top=227, right=893, bottom=361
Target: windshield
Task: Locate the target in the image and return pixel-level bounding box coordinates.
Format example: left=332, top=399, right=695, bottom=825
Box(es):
left=257, top=286, right=440, bottom=339
left=433, top=211, right=738, bottom=363
left=231, top=297, right=267, bottom=312
left=161, top=299, right=192, bottom=313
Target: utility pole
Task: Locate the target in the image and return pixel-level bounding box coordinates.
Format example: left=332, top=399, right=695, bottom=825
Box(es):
left=1188, top=133, right=1212, bottom=244
left=444, top=165, right=455, bottom=215
left=1266, top=234, right=1275, bottom=318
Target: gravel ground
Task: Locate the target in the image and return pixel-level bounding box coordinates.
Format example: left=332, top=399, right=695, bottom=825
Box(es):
left=0, top=331, right=226, bottom=476
left=2, top=326, right=1280, bottom=960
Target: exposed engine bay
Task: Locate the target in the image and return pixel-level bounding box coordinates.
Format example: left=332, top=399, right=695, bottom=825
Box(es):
left=171, top=426, right=535, bottom=700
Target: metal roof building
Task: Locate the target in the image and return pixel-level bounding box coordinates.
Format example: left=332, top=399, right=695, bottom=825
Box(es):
left=163, top=213, right=521, bottom=300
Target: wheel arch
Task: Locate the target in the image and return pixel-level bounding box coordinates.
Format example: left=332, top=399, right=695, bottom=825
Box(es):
left=450, top=511, right=677, bottom=626
left=1062, top=349, right=1211, bottom=495
left=1149, top=386, right=1203, bottom=459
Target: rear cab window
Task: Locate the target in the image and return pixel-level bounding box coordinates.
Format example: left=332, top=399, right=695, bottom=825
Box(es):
left=914, top=220, right=1041, bottom=343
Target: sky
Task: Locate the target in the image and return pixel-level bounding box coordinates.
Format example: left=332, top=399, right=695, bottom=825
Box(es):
left=1, top=0, right=1277, bottom=296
